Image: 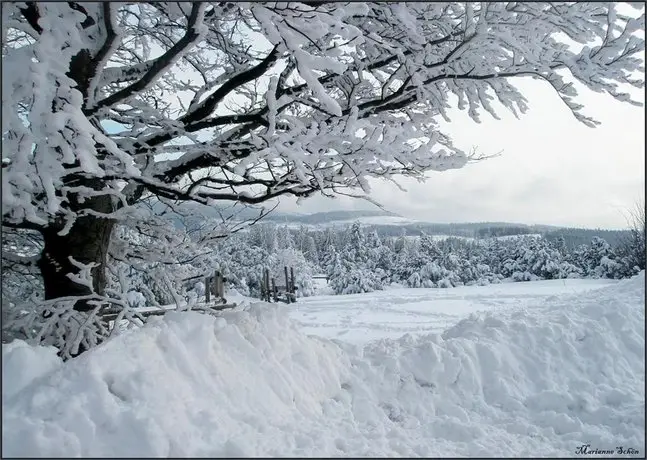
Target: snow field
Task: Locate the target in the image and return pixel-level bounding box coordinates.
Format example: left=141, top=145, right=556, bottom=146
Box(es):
left=2, top=273, right=644, bottom=457
left=296, top=277, right=619, bottom=344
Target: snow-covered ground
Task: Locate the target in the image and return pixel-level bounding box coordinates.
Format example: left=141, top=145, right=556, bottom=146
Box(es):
left=402, top=234, right=476, bottom=242
left=325, top=215, right=418, bottom=226
left=495, top=233, right=543, bottom=240
left=3, top=274, right=644, bottom=458
left=293, top=278, right=619, bottom=345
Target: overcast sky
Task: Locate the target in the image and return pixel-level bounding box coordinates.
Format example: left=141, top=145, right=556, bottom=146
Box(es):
left=273, top=76, right=645, bottom=230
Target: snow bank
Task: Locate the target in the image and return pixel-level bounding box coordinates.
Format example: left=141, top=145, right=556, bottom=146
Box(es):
left=2, top=306, right=348, bottom=457
left=2, top=274, right=644, bottom=457
left=346, top=272, right=644, bottom=456
left=2, top=340, right=61, bottom=401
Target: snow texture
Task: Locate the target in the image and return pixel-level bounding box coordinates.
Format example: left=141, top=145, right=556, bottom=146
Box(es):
left=2, top=273, right=644, bottom=457
left=295, top=277, right=620, bottom=344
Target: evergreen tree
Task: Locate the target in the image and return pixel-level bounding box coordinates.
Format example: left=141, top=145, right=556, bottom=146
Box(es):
left=303, top=236, right=320, bottom=267
left=277, top=226, right=295, bottom=250
left=583, top=237, right=617, bottom=278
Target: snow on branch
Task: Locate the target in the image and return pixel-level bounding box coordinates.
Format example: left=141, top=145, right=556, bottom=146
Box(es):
left=2, top=2, right=644, bottom=232
left=87, top=3, right=207, bottom=114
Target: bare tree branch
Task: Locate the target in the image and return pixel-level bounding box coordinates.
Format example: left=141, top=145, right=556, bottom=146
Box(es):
left=87, top=3, right=206, bottom=115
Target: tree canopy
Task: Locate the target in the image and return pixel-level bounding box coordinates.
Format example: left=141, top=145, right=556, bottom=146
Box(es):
left=3, top=2, right=644, bottom=231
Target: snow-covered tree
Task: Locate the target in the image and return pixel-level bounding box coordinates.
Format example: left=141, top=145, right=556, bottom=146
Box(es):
left=248, top=223, right=279, bottom=253
left=2, top=3, right=644, bottom=353
left=328, top=222, right=385, bottom=293
left=419, top=233, right=442, bottom=260
left=301, top=235, right=319, bottom=266
left=317, top=227, right=338, bottom=270
left=615, top=200, right=646, bottom=277
left=329, top=259, right=383, bottom=295
left=341, top=222, right=369, bottom=264
left=213, top=236, right=269, bottom=297
left=276, top=225, right=295, bottom=250
left=581, top=237, right=615, bottom=277
left=521, top=237, right=563, bottom=279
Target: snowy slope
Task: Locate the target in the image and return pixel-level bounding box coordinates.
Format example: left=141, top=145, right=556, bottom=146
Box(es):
left=293, top=278, right=619, bottom=344
left=275, top=214, right=417, bottom=230
left=2, top=274, right=645, bottom=458
left=324, top=215, right=418, bottom=226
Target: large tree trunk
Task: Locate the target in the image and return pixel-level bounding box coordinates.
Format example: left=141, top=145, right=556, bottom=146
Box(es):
left=37, top=213, right=114, bottom=358
left=38, top=215, right=114, bottom=305
left=38, top=185, right=116, bottom=304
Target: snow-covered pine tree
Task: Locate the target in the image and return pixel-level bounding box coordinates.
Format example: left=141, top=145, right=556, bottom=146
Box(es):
left=343, top=222, right=369, bottom=265
left=328, top=222, right=384, bottom=294
left=615, top=201, right=646, bottom=277
left=303, top=235, right=320, bottom=267
left=276, top=226, right=295, bottom=250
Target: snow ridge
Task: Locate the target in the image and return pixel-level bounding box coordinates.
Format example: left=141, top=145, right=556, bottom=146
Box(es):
left=2, top=273, right=644, bottom=457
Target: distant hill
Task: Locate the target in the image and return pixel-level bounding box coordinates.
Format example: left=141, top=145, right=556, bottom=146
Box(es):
left=143, top=200, right=631, bottom=248
left=265, top=209, right=400, bottom=225
left=262, top=211, right=631, bottom=248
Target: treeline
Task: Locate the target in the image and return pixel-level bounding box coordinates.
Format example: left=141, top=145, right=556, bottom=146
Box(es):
left=209, top=222, right=644, bottom=298
left=3, top=221, right=643, bottom=314
left=287, top=220, right=632, bottom=246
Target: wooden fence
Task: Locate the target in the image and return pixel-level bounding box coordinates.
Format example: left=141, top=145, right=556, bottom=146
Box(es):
left=102, top=269, right=235, bottom=325
left=205, top=270, right=226, bottom=304
left=260, top=266, right=297, bottom=303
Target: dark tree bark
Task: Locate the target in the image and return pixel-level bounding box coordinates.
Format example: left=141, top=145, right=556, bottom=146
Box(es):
left=38, top=215, right=114, bottom=304
left=36, top=192, right=115, bottom=358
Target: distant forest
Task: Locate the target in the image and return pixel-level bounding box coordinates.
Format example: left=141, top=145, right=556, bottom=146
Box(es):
left=155, top=202, right=633, bottom=250
left=335, top=222, right=631, bottom=249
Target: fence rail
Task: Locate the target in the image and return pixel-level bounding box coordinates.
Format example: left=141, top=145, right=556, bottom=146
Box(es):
left=103, top=269, right=235, bottom=326
left=260, top=266, right=297, bottom=303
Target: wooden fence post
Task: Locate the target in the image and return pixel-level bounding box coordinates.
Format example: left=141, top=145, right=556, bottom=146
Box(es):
left=205, top=276, right=211, bottom=303
left=261, top=268, right=267, bottom=301
left=271, top=278, right=277, bottom=302
left=283, top=266, right=290, bottom=304
left=261, top=269, right=265, bottom=301
left=214, top=270, right=223, bottom=299
left=260, top=271, right=265, bottom=301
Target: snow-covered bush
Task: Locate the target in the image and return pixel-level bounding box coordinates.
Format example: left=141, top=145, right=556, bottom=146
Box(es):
left=512, top=271, right=540, bottom=282
left=329, top=266, right=383, bottom=295
left=407, top=272, right=422, bottom=289
left=594, top=256, right=622, bottom=279
left=437, top=279, right=454, bottom=289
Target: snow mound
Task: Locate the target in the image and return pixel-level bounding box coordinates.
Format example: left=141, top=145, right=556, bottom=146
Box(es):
left=2, top=273, right=645, bottom=457
left=2, top=340, right=62, bottom=402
